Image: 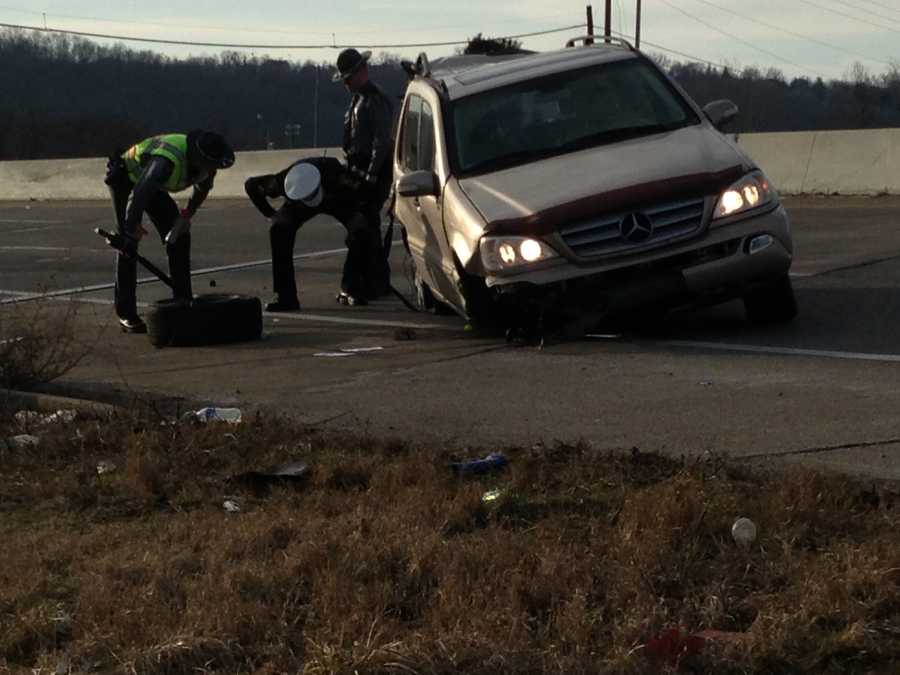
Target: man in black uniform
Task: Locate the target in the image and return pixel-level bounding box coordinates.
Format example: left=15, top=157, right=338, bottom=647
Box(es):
left=104, top=130, right=235, bottom=333
left=334, top=47, right=394, bottom=302
left=245, top=156, right=377, bottom=310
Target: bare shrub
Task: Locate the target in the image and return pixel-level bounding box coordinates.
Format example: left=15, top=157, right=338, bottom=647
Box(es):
left=0, top=299, right=90, bottom=390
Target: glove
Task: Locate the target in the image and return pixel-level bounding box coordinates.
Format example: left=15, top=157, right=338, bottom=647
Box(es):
left=349, top=165, right=377, bottom=185
left=165, top=211, right=192, bottom=245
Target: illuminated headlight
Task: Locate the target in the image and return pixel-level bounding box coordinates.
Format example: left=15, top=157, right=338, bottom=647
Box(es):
left=713, top=171, right=776, bottom=220
left=480, top=236, right=558, bottom=272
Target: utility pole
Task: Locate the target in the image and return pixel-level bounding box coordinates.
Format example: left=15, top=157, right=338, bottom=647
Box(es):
left=605, top=0, right=612, bottom=43
left=313, top=66, right=319, bottom=148
left=635, top=0, right=642, bottom=49
left=586, top=5, right=594, bottom=46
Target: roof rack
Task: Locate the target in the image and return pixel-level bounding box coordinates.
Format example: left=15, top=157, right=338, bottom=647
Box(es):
left=564, top=35, right=635, bottom=50
left=400, top=51, right=449, bottom=96
left=401, top=51, right=433, bottom=79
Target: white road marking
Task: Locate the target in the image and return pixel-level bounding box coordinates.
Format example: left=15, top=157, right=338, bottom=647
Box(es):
left=0, top=226, right=61, bottom=235
left=659, top=339, right=900, bottom=363
left=266, top=311, right=450, bottom=330
left=0, top=246, right=99, bottom=253
left=0, top=218, right=65, bottom=224
left=0, top=244, right=377, bottom=305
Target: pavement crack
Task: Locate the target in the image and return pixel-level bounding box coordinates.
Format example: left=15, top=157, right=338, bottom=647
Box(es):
left=807, top=253, right=900, bottom=278
left=740, top=437, right=900, bottom=461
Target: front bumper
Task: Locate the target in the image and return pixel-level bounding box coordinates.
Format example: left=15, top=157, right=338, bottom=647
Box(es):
left=484, top=204, right=793, bottom=314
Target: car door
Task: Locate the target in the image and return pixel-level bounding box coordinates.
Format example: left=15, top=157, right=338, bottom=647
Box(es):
left=395, top=90, right=464, bottom=309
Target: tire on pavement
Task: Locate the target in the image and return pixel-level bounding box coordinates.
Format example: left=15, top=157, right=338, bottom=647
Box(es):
left=743, top=274, right=798, bottom=324
left=146, top=294, right=263, bottom=347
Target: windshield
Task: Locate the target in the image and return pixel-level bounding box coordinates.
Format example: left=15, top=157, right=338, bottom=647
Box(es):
left=450, top=58, right=700, bottom=175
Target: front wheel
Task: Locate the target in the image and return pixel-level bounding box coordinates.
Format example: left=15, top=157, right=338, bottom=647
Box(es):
left=743, top=275, right=798, bottom=324
left=412, top=263, right=456, bottom=316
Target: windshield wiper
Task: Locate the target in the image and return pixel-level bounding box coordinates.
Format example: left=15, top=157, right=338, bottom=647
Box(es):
left=557, top=120, right=690, bottom=153
left=460, top=120, right=691, bottom=175
left=462, top=147, right=561, bottom=175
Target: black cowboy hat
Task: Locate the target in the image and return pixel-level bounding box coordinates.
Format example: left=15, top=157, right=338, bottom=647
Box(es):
left=332, top=48, right=371, bottom=82
left=188, top=130, right=235, bottom=169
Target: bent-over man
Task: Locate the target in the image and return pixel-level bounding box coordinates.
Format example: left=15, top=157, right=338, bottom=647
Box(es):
left=104, top=130, right=234, bottom=332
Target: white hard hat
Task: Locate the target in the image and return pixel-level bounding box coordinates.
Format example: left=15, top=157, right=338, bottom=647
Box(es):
left=284, top=163, right=323, bottom=207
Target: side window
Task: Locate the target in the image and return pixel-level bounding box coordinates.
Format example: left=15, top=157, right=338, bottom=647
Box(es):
left=400, top=96, right=422, bottom=172
left=419, top=100, right=435, bottom=172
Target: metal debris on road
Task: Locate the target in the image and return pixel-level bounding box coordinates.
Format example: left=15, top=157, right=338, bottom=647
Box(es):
left=394, top=327, right=417, bottom=340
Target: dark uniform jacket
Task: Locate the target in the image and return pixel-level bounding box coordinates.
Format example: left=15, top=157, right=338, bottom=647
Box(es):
left=244, top=156, right=361, bottom=221
left=124, top=157, right=214, bottom=232
left=342, top=81, right=394, bottom=183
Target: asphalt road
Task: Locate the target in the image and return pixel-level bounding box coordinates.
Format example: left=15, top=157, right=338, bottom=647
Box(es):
left=2, top=196, right=900, bottom=479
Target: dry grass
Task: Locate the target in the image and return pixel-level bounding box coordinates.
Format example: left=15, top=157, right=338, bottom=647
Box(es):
left=1, top=410, right=899, bottom=674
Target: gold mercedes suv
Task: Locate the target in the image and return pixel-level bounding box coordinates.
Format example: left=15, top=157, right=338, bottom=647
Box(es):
left=393, top=39, right=795, bottom=331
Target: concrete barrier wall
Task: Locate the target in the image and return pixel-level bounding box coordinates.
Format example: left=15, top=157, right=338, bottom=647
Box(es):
left=737, top=128, right=900, bottom=195
left=2, top=130, right=900, bottom=199
left=0, top=148, right=341, bottom=201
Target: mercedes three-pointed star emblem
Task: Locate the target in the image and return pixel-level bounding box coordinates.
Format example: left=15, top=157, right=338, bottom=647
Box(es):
left=619, top=212, right=654, bottom=243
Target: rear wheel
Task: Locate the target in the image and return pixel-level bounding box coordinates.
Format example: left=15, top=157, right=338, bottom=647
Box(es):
left=743, top=275, right=798, bottom=324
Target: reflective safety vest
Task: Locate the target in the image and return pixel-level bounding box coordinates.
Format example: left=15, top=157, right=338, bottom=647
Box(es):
left=122, top=134, right=191, bottom=192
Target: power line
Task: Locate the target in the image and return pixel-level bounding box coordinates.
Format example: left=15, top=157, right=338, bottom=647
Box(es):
left=610, top=28, right=730, bottom=71
left=795, top=0, right=900, bottom=35
left=689, top=0, right=893, bottom=67
left=0, top=4, right=331, bottom=37
left=835, top=0, right=900, bottom=25
left=0, top=21, right=586, bottom=50
left=657, top=0, right=825, bottom=78
left=0, top=3, right=580, bottom=39
left=857, top=0, right=900, bottom=16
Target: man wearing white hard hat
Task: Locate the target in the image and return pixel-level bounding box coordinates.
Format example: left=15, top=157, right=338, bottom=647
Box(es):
left=245, top=156, right=379, bottom=310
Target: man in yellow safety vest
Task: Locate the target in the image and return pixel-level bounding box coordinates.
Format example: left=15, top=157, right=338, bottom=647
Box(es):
left=103, top=130, right=235, bottom=333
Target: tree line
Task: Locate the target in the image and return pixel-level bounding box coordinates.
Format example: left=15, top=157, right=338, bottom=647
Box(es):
left=1, top=28, right=898, bottom=161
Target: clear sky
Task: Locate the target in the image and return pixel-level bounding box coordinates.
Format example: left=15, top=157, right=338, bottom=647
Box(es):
left=1, top=0, right=898, bottom=82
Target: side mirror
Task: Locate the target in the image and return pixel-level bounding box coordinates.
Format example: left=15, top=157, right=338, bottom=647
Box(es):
left=397, top=171, right=439, bottom=198
left=703, top=99, right=739, bottom=131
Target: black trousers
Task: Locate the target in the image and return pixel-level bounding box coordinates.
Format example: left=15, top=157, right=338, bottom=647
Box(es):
left=105, top=160, right=192, bottom=319
left=270, top=201, right=379, bottom=301
left=363, top=170, right=393, bottom=292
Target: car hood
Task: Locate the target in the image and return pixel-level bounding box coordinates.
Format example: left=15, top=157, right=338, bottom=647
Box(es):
left=457, top=125, right=752, bottom=236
